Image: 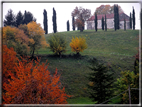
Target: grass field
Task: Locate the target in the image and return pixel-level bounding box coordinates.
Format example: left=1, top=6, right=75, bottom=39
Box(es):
left=36, top=29, right=139, bottom=104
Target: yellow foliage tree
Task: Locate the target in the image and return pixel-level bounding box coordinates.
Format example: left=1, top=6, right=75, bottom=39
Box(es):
left=70, top=36, right=87, bottom=55
left=27, top=21, right=49, bottom=58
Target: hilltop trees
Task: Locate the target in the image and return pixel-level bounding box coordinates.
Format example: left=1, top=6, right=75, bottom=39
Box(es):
left=132, top=7, right=135, bottom=30
left=52, top=8, right=57, bottom=33
left=94, top=12, right=98, bottom=32
left=88, top=58, right=114, bottom=103
left=72, top=7, right=91, bottom=32
left=4, top=9, right=16, bottom=26
left=16, top=11, right=23, bottom=27
left=67, top=20, right=70, bottom=31
left=43, top=9, right=48, bottom=34
left=23, top=11, right=36, bottom=25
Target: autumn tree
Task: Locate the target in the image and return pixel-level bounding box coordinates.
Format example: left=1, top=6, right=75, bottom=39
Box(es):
left=2, top=45, right=71, bottom=104
left=27, top=21, right=48, bottom=58
left=2, top=26, right=30, bottom=56
left=94, top=12, right=97, bottom=32
left=94, top=4, right=124, bottom=15
left=87, top=58, right=114, bottom=104
left=16, top=11, right=23, bottom=27
left=4, top=9, right=16, bottom=27
left=101, top=16, right=104, bottom=30
left=130, top=12, right=132, bottom=29
left=48, top=34, right=67, bottom=58
left=132, top=7, right=135, bottom=30
left=43, top=9, right=48, bottom=34
left=70, top=36, right=87, bottom=55
left=72, top=16, right=75, bottom=31
left=72, top=7, right=91, bottom=32
left=52, top=8, right=57, bottom=33
left=67, top=20, right=70, bottom=31
left=18, top=24, right=29, bottom=36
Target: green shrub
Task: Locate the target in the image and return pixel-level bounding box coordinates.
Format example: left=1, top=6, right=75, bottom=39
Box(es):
left=48, top=34, right=67, bottom=57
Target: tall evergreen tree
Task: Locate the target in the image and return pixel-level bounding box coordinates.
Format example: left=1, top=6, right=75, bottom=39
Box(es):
left=4, top=9, right=16, bottom=26
left=23, top=10, right=36, bottom=25
left=52, top=8, right=57, bottom=33
left=101, top=16, right=104, bottom=30
left=95, top=12, right=97, bottom=32
left=114, top=5, right=117, bottom=31
left=124, top=16, right=126, bottom=31
left=132, top=7, right=135, bottom=30
left=16, top=11, right=23, bottom=27
left=141, top=9, right=142, bottom=30
left=87, top=58, right=114, bottom=104
left=72, top=16, right=75, bottom=31
left=117, top=5, right=120, bottom=29
left=129, top=12, right=132, bottom=29
left=43, top=9, right=48, bottom=34
left=67, top=20, right=70, bottom=31
left=105, top=14, right=107, bottom=31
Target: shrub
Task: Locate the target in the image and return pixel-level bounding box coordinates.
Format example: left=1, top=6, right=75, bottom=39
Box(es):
left=2, top=45, right=71, bottom=104
left=48, top=34, right=67, bottom=58
left=70, top=36, right=87, bottom=55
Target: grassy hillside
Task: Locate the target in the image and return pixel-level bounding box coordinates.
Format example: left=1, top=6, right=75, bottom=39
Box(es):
left=36, top=29, right=139, bottom=104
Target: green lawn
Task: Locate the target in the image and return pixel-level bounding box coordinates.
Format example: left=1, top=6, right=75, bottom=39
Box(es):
left=36, top=29, right=139, bottom=104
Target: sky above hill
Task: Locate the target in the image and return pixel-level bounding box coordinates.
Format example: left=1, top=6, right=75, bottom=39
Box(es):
left=1, top=0, right=141, bottom=33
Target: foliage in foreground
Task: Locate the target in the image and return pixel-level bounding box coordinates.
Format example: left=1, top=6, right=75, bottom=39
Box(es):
left=48, top=34, right=67, bottom=58
left=2, top=45, right=70, bottom=104
left=87, top=58, right=114, bottom=104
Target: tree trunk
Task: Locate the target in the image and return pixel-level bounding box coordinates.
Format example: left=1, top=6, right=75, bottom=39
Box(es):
left=31, top=47, right=35, bottom=58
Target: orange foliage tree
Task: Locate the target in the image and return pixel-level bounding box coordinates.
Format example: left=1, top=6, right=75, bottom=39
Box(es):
left=27, top=21, right=49, bottom=58
left=2, top=45, right=70, bottom=104
left=70, top=36, right=87, bottom=55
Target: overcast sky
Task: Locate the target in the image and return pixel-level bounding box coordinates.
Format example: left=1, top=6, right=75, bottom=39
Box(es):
left=1, top=0, right=141, bottom=33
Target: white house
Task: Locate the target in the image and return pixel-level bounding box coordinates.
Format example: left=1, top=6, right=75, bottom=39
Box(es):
left=87, top=12, right=130, bottom=30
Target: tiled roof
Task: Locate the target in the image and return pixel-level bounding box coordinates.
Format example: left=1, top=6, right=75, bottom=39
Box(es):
left=87, top=12, right=129, bottom=21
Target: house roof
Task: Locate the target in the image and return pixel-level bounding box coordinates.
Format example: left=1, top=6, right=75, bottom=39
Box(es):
left=87, top=12, right=129, bottom=21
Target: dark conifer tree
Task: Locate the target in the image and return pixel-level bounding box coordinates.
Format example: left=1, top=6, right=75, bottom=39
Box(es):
left=124, top=16, right=126, bottom=31
left=87, top=58, right=114, bottom=104
left=95, top=12, right=97, bottom=32
left=130, top=12, right=132, bottom=29
left=52, top=8, right=57, bottom=33
left=16, top=11, right=23, bottom=27
left=67, top=20, right=70, bottom=31
left=114, top=5, right=117, bottom=31
left=101, top=16, right=104, bottom=30
left=132, top=7, right=135, bottom=30
left=141, top=9, right=142, bottom=30
left=72, top=16, right=75, bottom=31
left=4, top=9, right=16, bottom=26
left=43, top=9, right=48, bottom=34
left=117, top=5, right=120, bottom=29
left=105, top=14, right=107, bottom=31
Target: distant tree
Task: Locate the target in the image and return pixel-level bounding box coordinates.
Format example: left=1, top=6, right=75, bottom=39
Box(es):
left=94, top=12, right=97, bottom=32
left=94, top=4, right=124, bottom=15
left=130, top=12, right=132, bottom=29
left=124, top=16, right=126, bottom=31
left=72, top=7, right=91, bottom=32
left=87, top=58, right=114, bottom=103
left=43, top=9, right=48, bottom=34
left=132, top=7, right=135, bottom=30
left=23, top=10, right=36, bottom=25
left=4, top=9, right=16, bottom=26
left=114, top=5, right=117, bottom=31
left=52, top=8, right=57, bottom=33
left=15, top=11, right=23, bottom=27
left=141, top=9, right=142, bottom=30
left=117, top=5, right=120, bottom=29
left=67, top=20, right=70, bottom=31
left=105, top=14, right=107, bottom=31
left=101, top=16, right=104, bottom=30
left=72, top=16, right=75, bottom=31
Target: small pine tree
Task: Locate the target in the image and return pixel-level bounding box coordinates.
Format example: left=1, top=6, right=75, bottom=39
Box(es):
left=95, top=12, right=97, bottom=32
left=101, top=17, right=104, bottom=30
left=88, top=58, right=114, bottom=103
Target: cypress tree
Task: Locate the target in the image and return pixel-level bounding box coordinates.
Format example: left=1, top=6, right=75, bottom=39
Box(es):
left=87, top=58, right=114, bottom=103
left=130, top=12, right=132, bottom=29
left=67, top=20, right=70, bottom=31
left=16, top=11, right=23, bottom=27
left=132, top=7, right=135, bottom=30
left=114, top=5, right=117, bottom=31
left=52, top=8, right=57, bottom=33
left=117, top=5, right=120, bottom=29
left=105, top=14, right=107, bottom=31
left=43, top=9, right=48, bottom=34
left=102, top=17, right=104, bottom=30
left=95, top=12, right=97, bottom=32
left=141, top=9, right=142, bottom=30
left=124, top=16, right=126, bottom=31
left=72, top=16, right=75, bottom=31
left=4, top=9, right=16, bottom=26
